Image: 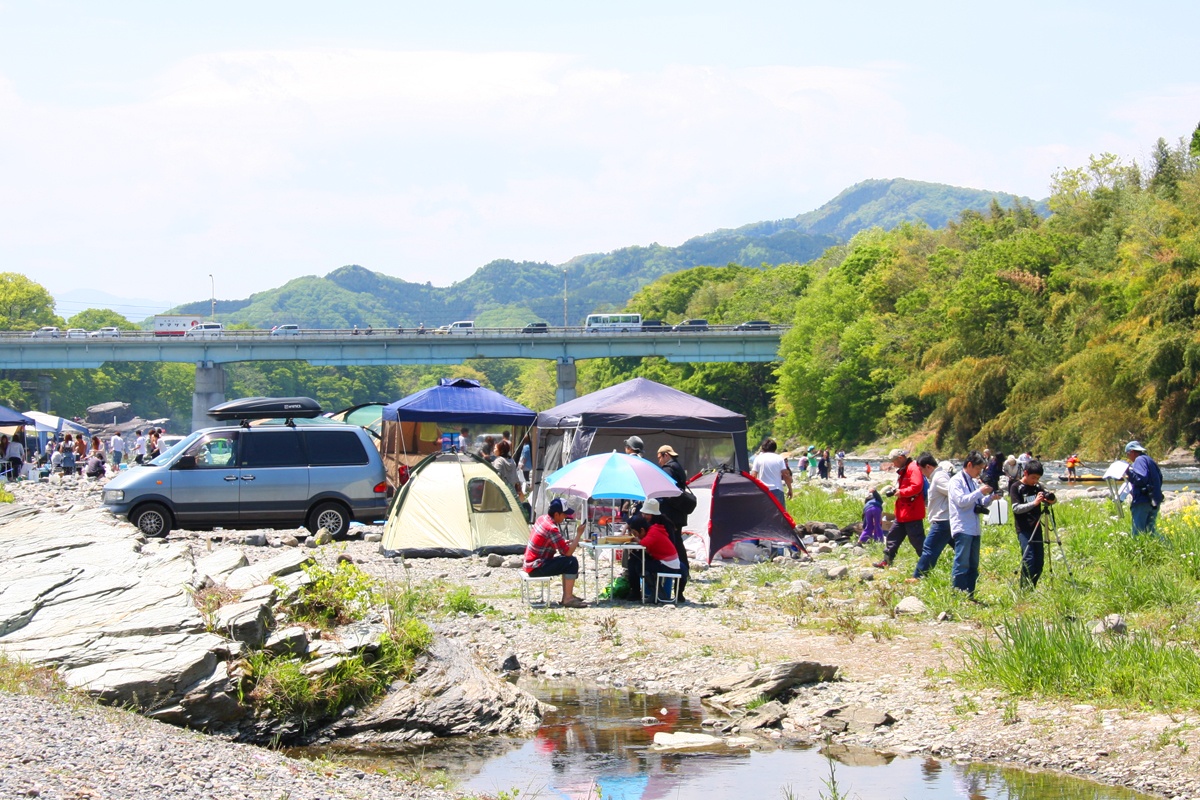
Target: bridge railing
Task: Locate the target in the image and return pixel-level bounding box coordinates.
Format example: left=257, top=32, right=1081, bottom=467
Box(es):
left=2, top=324, right=787, bottom=340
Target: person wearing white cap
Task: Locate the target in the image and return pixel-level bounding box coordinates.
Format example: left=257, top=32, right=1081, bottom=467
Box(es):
left=1124, top=441, right=1163, bottom=537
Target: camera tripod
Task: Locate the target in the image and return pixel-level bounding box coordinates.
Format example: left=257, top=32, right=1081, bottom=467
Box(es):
left=1019, top=504, right=1075, bottom=585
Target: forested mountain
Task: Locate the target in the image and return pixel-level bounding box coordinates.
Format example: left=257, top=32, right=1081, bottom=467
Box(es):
left=168, top=178, right=1040, bottom=330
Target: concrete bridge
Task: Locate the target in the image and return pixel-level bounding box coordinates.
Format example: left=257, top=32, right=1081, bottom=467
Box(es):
left=3, top=327, right=785, bottom=430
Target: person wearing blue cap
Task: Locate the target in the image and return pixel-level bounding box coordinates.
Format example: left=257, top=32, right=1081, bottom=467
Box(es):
left=1124, top=441, right=1163, bottom=537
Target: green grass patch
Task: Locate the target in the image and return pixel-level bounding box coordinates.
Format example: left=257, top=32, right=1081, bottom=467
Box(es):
left=786, top=486, right=862, bottom=527
left=444, top=585, right=491, bottom=615
left=292, top=560, right=379, bottom=627
left=961, top=617, right=1200, bottom=709
left=0, top=652, right=71, bottom=697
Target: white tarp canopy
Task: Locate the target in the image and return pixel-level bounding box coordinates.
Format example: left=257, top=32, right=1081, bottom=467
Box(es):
left=23, top=411, right=90, bottom=436
left=381, top=452, right=529, bottom=558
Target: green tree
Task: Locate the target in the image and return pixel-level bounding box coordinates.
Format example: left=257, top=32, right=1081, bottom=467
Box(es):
left=0, top=273, right=61, bottom=330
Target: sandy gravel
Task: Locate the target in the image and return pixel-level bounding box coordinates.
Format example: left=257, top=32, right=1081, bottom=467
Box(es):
left=4, top=474, right=1198, bottom=799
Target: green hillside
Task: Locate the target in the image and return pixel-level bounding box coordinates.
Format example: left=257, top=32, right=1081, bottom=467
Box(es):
left=169, top=178, right=1034, bottom=329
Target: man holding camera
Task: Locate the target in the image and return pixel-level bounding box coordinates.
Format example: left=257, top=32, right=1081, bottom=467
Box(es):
left=1125, top=441, right=1163, bottom=537
left=1009, top=459, right=1056, bottom=588
left=949, top=450, right=997, bottom=599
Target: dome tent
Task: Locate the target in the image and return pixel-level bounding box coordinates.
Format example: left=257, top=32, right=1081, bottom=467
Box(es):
left=380, top=451, right=529, bottom=558
left=683, top=469, right=805, bottom=563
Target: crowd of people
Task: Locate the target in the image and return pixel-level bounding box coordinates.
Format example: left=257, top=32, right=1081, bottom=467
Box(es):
left=0, top=426, right=170, bottom=481
left=866, top=441, right=1163, bottom=599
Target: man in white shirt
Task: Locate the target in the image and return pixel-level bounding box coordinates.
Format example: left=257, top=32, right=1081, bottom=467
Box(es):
left=751, top=438, right=792, bottom=506
left=911, top=455, right=951, bottom=580
left=948, top=450, right=997, bottom=599
left=109, top=432, right=126, bottom=467
left=134, top=430, right=146, bottom=464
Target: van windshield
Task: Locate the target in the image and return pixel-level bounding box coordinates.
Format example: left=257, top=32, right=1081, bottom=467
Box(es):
left=148, top=432, right=203, bottom=466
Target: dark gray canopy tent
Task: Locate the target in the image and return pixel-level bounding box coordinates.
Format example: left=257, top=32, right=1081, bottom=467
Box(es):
left=531, top=377, right=749, bottom=513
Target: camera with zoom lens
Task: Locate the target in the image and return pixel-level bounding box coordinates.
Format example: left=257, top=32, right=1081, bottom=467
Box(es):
left=883, top=485, right=898, bottom=497
left=1041, top=490, right=1057, bottom=504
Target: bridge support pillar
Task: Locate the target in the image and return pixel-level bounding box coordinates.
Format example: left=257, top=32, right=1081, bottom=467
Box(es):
left=191, top=362, right=226, bottom=432
left=555, top=358, right=577, bottom=406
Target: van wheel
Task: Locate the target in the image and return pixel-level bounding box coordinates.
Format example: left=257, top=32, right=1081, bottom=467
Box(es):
left=132, top=503, right=172, bottom=537
left=307, top=502, right=349, bottom=538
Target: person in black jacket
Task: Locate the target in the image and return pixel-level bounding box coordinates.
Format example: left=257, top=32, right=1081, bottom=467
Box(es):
left=654, top=444, right=691, bottom=601
left=1009, top=459, right=1056, bottom=588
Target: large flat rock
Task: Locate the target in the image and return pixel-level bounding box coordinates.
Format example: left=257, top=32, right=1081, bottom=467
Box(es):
left=224, top=550, right=313, bottom=590
left=0, top=508, right=232, bottom=719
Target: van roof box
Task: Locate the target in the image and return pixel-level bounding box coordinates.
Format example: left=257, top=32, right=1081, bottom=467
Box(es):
left=208, top=396, right=323, bottom=423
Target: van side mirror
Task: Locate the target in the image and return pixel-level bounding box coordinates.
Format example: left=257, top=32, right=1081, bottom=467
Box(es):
left=174, top=455, right=196, bottom=470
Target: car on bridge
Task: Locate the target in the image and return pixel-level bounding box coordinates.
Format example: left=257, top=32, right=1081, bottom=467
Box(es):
left=66, top=328, right=89, bottom=339
left=270, top=324, right=301, bottom=336
left=185, top=322, right=224, bottom=338
left=522, top=322, right=549, bottom=334
left=641, top=319, right=670, bottom=332
left=30, top=327, right=60, bottom=338
left=89, top=327, right=121, bottom=338
left=436, top=321, right=475, bottom=334
left=734, top=320, right=772, bottom=331
left=672, top=318, right=709, bottom=332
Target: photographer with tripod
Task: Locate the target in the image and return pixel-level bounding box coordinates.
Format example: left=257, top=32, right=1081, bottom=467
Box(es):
left=1009, top=459, right=1056, bottom=588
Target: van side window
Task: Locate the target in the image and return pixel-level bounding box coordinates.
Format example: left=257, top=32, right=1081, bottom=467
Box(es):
left=304, top=431, right=368, bottom=466
left=467, top=478, right=511, bottom=512
left=242, top=430, right=306, bottom=468
left=186, top=432, right=238, bottom=468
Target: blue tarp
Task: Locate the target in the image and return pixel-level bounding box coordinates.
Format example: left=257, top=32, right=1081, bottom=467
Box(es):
left=382, top=378, right=536, bottom=425
left=0, top=404, right=34, bottom=426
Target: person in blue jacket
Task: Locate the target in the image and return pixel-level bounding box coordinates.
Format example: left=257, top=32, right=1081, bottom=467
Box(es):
left=1124, top=441, right=1164, bottom=537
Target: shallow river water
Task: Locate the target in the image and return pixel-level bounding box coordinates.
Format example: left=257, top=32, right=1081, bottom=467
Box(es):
left=302, top=681, right=1155, bottom=800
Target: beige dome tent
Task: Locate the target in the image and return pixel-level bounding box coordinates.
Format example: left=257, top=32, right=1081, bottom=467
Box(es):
left=381, top=452, right=529, bottom=558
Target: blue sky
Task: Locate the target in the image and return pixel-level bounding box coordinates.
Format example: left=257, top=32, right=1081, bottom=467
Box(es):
left=2, top=1, right=1197, bottom=315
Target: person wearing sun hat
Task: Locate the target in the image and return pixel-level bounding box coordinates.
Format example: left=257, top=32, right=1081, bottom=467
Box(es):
left=524, top=498, right=587, bottom=607
left=1124, top=441, right=1163, bottom=537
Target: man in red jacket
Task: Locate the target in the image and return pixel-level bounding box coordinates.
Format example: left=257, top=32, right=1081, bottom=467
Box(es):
left=874, top=448, right=927, bottom=569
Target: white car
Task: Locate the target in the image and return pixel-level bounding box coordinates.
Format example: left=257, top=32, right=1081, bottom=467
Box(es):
left=436, top=320, right=475, bottom=334
left=66, top=328, right=89, bottom=339
left=185, top=322, right=224, bottom=338
left=270, top=324, right=300, bottom=336
left=89, top=327, right=121, bottom=338
left=30, top=327, right=60, bottom=338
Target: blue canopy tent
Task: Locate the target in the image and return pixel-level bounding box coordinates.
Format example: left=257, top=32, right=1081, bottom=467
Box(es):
left=380, top=378, right=536, bottom=481
left=0, top=405, right=34, bottom=426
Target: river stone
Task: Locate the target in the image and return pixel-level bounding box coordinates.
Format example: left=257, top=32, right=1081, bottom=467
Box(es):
left=212, top=600, right=272, bottom=647
left=314, top=528, right=334, bottom=546
left=264, top=626, right=309, bottom=657
left=326, top=635, right=546, bottom=743
left=835, top=705, right=895, bottom=732
left=826, top=565, right=849, bottom=580
left=739, top=699, right=787, bottom=730
left=274, top=570, right=314, bottom=605
left=303, top=655, right=348, bottom=677
left=224, top=550, right=312, bottom=591
left=895, top=596, right=927, bottom=615
left=652, top=732, right=722, bottom=749
left=501, top=653, right=521, bottom=672
left=1091, top=614, right=1127, bottom=635
left=281, top=535, right=300, bottom=547
left=503, top=555, right=524, bottom=569
left=194, top=549, right=248, bottom=586
left=704, top=660, right=838, bottom=711
left=240, top=583, right=278, bottom=605
left=486, top=553, right=505, bottom=568
left=337, top=620, right=387, bottom=653
left=363, top=533, right=383, bottom=543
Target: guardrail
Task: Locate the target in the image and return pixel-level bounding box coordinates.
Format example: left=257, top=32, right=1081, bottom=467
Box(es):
left=4, top=324, right=787, bottom=340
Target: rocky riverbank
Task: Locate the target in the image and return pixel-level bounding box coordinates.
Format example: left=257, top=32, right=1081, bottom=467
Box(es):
left=4, top=475, right=1200, bottom=799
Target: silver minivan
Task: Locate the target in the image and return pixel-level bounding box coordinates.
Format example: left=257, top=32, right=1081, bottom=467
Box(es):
left=102, top=422, right=388, bottom=537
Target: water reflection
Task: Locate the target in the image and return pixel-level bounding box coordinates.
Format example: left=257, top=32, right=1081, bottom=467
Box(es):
left=302, top=680, right=1155, bottom=800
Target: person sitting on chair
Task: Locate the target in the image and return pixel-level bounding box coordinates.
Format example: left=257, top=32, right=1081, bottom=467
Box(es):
left=523, top=498, right=588, bottom=608
left=625, top=502, right=682, bottom=603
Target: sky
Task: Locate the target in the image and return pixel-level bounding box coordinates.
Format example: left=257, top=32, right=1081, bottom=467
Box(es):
left=2, top=1, right=1198, bottom=318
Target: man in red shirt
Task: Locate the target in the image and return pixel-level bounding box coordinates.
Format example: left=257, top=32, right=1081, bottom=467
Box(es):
left=874, top=448, right=927, bottom=569
left=524, top=498, right=588, bottom=608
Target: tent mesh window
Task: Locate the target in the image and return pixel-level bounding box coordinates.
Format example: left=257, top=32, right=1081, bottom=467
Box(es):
left=468, top=478, right=512, bottom=513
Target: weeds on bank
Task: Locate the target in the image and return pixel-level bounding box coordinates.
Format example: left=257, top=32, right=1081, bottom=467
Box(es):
left=0, top=487, right=14, bottom=503
left=786, top=486, right=862, bottom=528
left=0, top=652, right=71, bottom=698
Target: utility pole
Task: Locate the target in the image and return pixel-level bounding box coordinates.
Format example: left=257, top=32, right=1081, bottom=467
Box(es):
left=209, top=274, right=216, bottom=320
left=562, top=269, right=568, bottom=327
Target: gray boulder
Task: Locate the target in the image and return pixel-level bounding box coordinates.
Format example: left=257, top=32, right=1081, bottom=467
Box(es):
left=224, top=550, right=312, bottom=591
left=264, top=626, right=309, bottom=657
left=486, top=553, right=505, bottom=568
left=212, top=600, right=272, bottom=648
left=739, top=699, right=787, bottom=730
left=194, top=549, right=248, bottom=587
left=704, top=660, right=838, bottom=711
left=895, top=596, right=927, bottom=615
left=1091, top=614, right=1127, bottom=635
left=327, top=636, right=547, bottom=742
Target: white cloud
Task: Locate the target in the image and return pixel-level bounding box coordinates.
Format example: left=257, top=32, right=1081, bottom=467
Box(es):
left=0, top=48, right=1173, bottom=301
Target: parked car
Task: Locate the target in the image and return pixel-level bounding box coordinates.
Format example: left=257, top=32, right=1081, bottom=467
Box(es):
left=270, top=324, right=301, bottom=336
left=102, top=402, right=388, bottom=538
left=436, top=320, right=475, bottom=334
left=184, top=322, right=224, bottom=338
left=641, top=319, right=670, bottom=332
left=522, top=322, right=549, bottom=334
left=734, top=320, right=771, bottom=331
left=672, top=318, right=709, bottom=332
left=30, top=327, right=60, bottom=338
left=89, top=327, right=121, bottom=338
left=66, top=328, right=89, bottom=339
